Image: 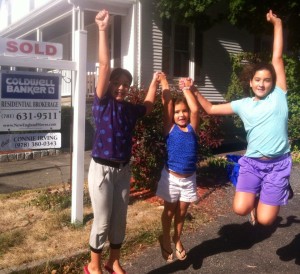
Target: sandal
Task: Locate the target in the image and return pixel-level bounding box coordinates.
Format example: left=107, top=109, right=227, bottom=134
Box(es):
left=175, top=246, right=187, bottom=260
left=172, top=236, right=187, bottom=260
left=158, top=235, right=173, bottom=263
left=248, top=209, right=257, bottom=226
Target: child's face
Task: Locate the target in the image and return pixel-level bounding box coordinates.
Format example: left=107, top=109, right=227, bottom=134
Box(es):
left=250, top=69, right=273, bottom=100
left=109, top=74, right=131, bottom=101
left=173, top=102, right=190, bottom=127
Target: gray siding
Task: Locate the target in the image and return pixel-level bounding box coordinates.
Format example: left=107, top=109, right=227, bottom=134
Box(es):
left=199, top=21, right=254, bottom=102
left=139, top=0, right=163, bottom=88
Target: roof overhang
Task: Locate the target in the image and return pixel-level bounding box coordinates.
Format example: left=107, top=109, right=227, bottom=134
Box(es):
left=0, top=0, right=135, bottom=39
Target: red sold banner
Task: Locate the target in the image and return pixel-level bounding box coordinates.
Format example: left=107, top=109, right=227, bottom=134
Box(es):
left=0, top=37, right=62, bottom=59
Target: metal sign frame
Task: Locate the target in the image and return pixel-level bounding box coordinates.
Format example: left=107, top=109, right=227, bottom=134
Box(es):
left=0, top=30, right=87, bottom=224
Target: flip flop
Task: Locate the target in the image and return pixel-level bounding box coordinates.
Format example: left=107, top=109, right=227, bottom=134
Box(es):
left=175, top=246, right=187, bottom=260
left=158, top=235, right=173, bottom=263
left=173, top=237, right=187, bottom=261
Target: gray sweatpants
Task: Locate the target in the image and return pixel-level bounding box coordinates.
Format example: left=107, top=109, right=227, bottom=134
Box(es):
left=88, top=158, right=131, bottom=251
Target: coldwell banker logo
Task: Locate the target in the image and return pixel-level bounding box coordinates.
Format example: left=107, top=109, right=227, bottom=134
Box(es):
left=1, top=72, right=59, bottom=100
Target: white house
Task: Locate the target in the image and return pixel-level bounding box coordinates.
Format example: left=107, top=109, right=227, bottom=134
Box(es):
left=0, top=0, right=256, bottom=102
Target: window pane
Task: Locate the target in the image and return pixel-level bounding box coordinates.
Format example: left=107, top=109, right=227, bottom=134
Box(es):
left=174, top=25, right=189, bottom=77
left=162, top=46, right=170, bottom=74
left=195, top=29, right=203, bottom=80
left=174, top=25, right=189, bottom=51
left=162, top=19, right=172, bottom=75
left=174, top=52, right=189, bottom=77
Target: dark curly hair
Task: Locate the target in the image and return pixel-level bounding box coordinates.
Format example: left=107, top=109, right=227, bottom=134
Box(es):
left=239, top=62, right=277, bottom=96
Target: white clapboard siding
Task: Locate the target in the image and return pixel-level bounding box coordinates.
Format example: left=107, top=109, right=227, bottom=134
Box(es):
left=199, top=38, right=244, bottom=102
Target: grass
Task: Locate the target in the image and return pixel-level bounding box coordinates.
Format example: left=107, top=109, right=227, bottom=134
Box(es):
left=0, top=167, right=223, bottom=274
left=0, top=182, right=166, bottom=273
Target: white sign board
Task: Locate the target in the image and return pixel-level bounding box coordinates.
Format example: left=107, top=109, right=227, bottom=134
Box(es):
left=0, top=38, right=63, bottom=59
left=0, top=71, right=61, bottom=131
left=0, top=132, right=61, bottom=150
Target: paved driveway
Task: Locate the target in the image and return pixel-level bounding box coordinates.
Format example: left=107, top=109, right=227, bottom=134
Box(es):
left=124, top=164, right=300, bottom=274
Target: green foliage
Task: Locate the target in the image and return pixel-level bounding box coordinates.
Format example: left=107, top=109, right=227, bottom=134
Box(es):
left=291, top=145, right=300, bottom=163
left=126, top=86, right=165, bottom=190
left=30, top=185, right=91, bottom=212
left=206, top=156, right=228, bottom=169
left=30, top=186, right=72, bottom=211
left=156, top=0, right=220, bottom=29
left=156, top=0, right=300, bottom=50
left=285, top=54, right=300, bottom=147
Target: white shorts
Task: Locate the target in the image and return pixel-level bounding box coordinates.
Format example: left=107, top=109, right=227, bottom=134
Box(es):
left=156, top=168, right=198, bottom=203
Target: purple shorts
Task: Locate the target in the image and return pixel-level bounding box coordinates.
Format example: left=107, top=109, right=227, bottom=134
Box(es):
left=236, top=153, right=292, bottom=206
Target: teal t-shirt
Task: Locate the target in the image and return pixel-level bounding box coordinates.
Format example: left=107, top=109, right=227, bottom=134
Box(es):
left=231, top=86, right=290, bottom=157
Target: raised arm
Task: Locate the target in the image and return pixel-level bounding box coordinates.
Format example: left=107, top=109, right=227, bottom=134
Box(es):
left=95, top=10, right=110, bottom=99
left=266, top=10, right=287, bottom=91
left=159, top=73, right=173, bottom=135
left=143, top=72, right=160, bottom=115
left=179, top=78, right=199, bottom=132
left=191, top=86, right=234, bottom=115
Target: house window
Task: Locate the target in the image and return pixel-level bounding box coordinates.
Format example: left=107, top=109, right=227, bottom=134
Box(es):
left=162, top=19, right=202, bottom=79
left=163, top=20, right=189, bottom=77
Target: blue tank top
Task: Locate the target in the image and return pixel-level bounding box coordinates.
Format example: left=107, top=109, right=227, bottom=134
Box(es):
left=166, top=124, right=198, bottom=174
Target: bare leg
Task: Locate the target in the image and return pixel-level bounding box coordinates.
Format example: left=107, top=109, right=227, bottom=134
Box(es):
left=256, top=202, right=280, bottom=226
left=105, top=248, right=126, bottom=274
left=233, top=191, right=257, bottom=216
left=87, top=251, right=103, bottom=274
left=173, top=201, right=190, bottom=260
left=233, top=191, right=280, bottom=226
left=160, top=201, right=177, bottom=261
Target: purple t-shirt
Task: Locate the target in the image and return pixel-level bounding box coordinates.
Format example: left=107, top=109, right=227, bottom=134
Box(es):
left=91, top=92, right=146, bottom=161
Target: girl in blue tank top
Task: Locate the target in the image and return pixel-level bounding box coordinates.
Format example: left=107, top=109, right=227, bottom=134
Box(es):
left=156, top=73, right=200, bottom=262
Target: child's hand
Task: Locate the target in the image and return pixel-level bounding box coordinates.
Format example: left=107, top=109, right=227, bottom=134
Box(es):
left=154, top=72, right=167, bottom=83
left=266, top=10, right=281, bottom=25
left=95, top=10, right=109, bottom=31
left=179, top=77, right=193, bottom=91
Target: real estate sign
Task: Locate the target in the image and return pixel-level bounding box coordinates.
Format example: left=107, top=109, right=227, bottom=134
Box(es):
left=0, top=132, right=61, bottom=150
left=0, top=71, right=61, bottom=131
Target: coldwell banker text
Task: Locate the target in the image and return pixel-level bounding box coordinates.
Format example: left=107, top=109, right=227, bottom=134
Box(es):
left=5, top=77, right=55, bottom=95
left=1, top=72, right=60, bottom=100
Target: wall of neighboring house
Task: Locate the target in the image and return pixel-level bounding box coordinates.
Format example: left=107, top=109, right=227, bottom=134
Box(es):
left=137, top=2, right=254, bottom=102
left=139, top=0, right=163, bottom=89
left=121, top=6, right=135, bottom=81
left=199, top=21, right=254, bottom=101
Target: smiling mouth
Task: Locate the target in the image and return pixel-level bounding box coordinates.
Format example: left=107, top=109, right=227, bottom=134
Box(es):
left=114, top=90, right=125, bottom=96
